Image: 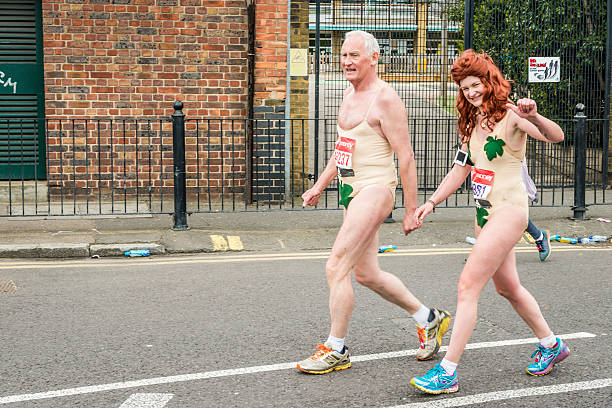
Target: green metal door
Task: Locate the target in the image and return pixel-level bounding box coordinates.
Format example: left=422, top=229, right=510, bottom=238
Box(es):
left=0, top=0, right=45, bottom=180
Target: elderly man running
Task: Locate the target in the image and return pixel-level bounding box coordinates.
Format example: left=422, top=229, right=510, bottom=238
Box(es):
left=297, top=30, right=451, bottom=374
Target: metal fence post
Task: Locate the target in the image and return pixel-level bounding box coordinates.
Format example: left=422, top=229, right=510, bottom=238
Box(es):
left=383, top=212, right=395, bottom=223
left=172, top=101, right=189, bottom=230
left=572, top=103, right=587, bottom=220
left=463, top=0, right=475, bottom=50
left=314, top=0, right=320, bottom=180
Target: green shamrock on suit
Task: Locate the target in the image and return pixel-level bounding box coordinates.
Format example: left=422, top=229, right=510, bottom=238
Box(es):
left=484, top=136, right=505, bottom=161
left=339, top=181, right=354, bottom=208
left=476, top=206, right=489, bottom=227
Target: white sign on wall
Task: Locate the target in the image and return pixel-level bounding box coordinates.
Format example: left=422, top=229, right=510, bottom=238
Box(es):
left=289, top=49, right=308, bottom=77
left=528, top=57, right=560, bottom=83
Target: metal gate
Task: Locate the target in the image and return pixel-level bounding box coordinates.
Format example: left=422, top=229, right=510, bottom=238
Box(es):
left=469, top=0, right=610, bottom=207
left=311, top=0, right=611, bottom=208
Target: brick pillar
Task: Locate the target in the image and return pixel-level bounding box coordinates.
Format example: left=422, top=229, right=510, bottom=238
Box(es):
left=252, top=0, right=288, bottom=202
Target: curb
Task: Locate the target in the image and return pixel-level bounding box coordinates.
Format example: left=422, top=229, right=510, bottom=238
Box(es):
left=0, top=243, right=90, bottom=258
left=0, top=243, right=165, bottom=259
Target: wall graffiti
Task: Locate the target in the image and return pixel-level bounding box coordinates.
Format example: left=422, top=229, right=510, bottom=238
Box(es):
left=0, top=71, right=18, bottom=94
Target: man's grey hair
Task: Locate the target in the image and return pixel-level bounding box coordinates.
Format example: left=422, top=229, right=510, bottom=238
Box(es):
left=344, top=30, right=380, bottom=55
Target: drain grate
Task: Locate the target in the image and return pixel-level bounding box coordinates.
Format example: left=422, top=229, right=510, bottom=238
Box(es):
left=0, top=278, right=18, bottom=294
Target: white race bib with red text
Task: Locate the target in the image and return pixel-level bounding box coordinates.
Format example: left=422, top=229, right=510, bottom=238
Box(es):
left=471, top=167, right=495, bottom=200
left=334, top=136, right=356, bottom=170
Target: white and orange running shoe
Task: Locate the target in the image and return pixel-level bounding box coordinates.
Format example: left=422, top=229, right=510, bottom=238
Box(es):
left=296, top=342, right=351, bottom=374
left=416, top=309, right=452, bottom=361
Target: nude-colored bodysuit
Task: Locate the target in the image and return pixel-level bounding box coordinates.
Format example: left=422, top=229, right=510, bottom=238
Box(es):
left=467, top=112, right=528, bottom=227
left=335, top=88, right=397, bottom=208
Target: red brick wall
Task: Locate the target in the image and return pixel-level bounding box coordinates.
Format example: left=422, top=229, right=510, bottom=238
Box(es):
left=42, top=0, right=249, bottom=118
left=41, top=1, right=252, bottom=203
left=40, top=1, right=289, bottom=205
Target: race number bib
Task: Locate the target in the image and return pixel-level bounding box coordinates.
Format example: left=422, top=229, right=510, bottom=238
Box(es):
left=334, top=136, right=356, bottom=171
left=471, top=167, right=495, bottom=201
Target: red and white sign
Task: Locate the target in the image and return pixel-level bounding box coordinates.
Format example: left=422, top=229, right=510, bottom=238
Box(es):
left=334, top=136, right=356, bottom=169
left=528, top=57, right=560, bottom=83
left=471, top=167, right=495, bottom=200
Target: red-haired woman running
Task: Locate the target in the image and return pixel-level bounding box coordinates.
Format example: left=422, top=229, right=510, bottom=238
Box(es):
left=410, top=49, right=569, bottom=395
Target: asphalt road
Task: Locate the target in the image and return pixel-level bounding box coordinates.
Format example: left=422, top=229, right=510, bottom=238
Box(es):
left=1, top=245, right=611, bottom=407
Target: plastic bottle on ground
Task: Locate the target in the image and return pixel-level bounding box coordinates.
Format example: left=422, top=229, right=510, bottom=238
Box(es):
left=124, top=249, right=150, bottom=257
left=377, top=245, right=397, bottom=253
left=580, top=238, right=593, bottom=244
left=588, top=235, right=608, bottom=242
left=556, top=237, right=578, bottom=244
left=465, top=236, right=476, bottom=245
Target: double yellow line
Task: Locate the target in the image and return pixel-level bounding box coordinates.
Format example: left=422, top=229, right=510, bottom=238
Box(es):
left=0, top=245, right=609, bottom=270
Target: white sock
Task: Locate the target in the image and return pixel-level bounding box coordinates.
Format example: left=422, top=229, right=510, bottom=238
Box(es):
left=539, top=333, right=557, bottom=348
left=535, top=231, right=544, bottom=241
left=412, top=304, right=431, bottom=328
left=440, top=358, right=458, bottom=375
left=326, top=335, right=345, bottom=353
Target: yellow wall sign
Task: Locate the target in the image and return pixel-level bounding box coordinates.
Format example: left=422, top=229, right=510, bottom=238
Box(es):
left=290, top=49, right=308, bottom=76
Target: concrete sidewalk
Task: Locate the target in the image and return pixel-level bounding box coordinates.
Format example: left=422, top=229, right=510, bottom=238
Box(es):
left=0, top=205, right=611, bottom=258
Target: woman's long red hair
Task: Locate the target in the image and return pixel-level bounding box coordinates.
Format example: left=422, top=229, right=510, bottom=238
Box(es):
left=451, top=49, right=512, bottom=143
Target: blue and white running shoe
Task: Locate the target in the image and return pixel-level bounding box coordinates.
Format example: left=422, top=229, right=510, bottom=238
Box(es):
left=410, top=363, right=458, bottom=394
left=526, top=338, right=570, bottom=376
left=535, top=230, right=551, bottom=262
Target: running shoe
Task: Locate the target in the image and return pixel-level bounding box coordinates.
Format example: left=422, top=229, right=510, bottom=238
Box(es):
left=410, top=363, right=459, bottom=394
left=526, top=338, right=570, bottom=376
left=296, top=342, right=351, bottom=374
left=535, top=230, right=551, bottom=262
left=416, top=309, right=452, bottom=360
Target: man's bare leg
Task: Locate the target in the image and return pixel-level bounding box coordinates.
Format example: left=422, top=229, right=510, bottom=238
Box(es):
left=327, top=185, right=449, bottom=357
left=298, top=186, right=450, bottom=374
left=352, top=212, right=451, bottom=361
left=296, top=186, right=392, bottom=374
left=326, top=185, right=394, bottom=338
left=353, top=229, right=423, bottom=314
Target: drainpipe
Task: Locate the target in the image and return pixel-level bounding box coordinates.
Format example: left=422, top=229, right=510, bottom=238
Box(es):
left=284, top=0, right=291, bottom=202
left=246, top=0, right=255, bottom=204
left=463, top=0, right=474, bottom=50
left=603, top=0, right=611, bottom=186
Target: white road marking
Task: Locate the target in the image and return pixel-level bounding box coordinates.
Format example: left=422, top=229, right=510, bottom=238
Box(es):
left=351, top=332, right=595, bottom=362
left=0, top=245, right=610, bottom=270
left=390, top=378, right=612, bottom=408
left=0, top=332, right=595, bottom=404
left=119, top=393, right=173, bottom=408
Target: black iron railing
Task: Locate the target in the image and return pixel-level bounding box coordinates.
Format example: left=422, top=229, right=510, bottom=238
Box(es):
left=0, top=103, right=609, bottom=225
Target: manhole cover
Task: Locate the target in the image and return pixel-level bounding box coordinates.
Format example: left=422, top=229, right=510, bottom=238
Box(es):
left=0, top=278, right=18, bottom=294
